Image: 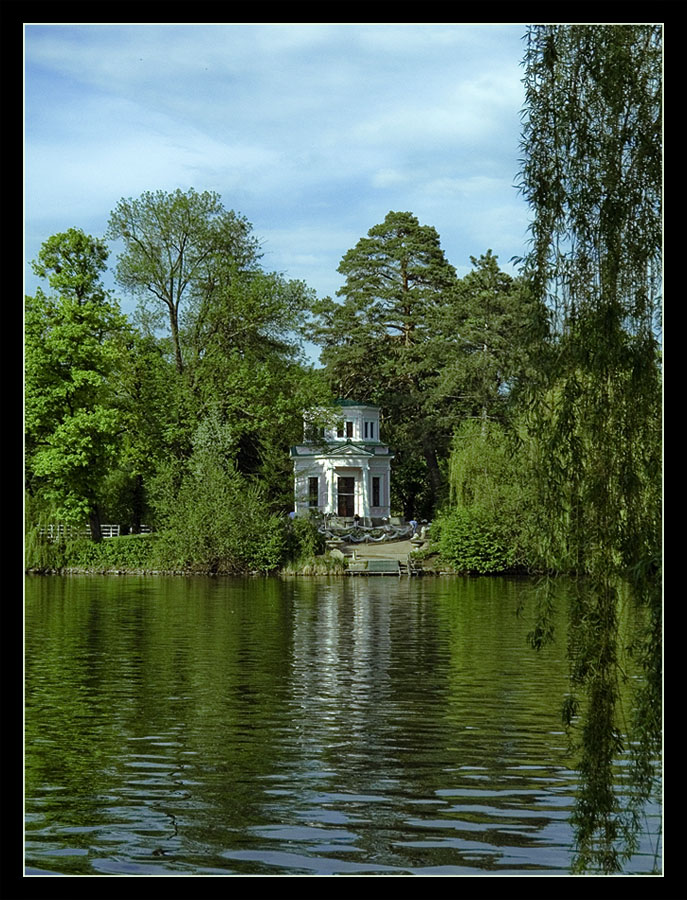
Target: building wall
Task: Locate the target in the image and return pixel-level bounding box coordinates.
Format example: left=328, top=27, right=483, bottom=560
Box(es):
left=318, top=408, right=381, bottom=444
left=293, top=457, right=392, bottom=520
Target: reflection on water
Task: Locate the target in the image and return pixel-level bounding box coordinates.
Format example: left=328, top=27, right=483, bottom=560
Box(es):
left=25, top=575, right=660, bottom=875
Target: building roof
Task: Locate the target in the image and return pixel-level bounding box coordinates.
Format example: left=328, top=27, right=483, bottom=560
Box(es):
left=290, top=441, right=393, bottom=459
left=334, top=398, right=378, bottom=409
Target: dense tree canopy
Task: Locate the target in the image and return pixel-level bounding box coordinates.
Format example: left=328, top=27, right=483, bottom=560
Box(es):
left=26, top=206, right=328, bottom=556
left=107, top=188, right=262, bottom=374
left=25, top=229, right=129, bottom=540
left=432, top=249, right=546, bottom=429
left=312, top=215, right=542, bottom=517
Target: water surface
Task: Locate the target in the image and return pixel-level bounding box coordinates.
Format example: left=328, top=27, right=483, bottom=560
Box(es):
left=25, top=575, right=660, bottom=876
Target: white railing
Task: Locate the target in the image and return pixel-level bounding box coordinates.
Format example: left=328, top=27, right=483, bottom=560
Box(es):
left=38, top=523, right=151, bottom=540
left=38, top=524, right=89, bottom=540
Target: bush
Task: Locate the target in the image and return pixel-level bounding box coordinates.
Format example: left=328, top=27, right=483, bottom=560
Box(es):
left=281, top=552, right=346, bottom=576
left=286, top=515, right=326, bottom=563
left=153, top=453, right=288, bottom=574
left=438, top=507, right=517, bottom=574
left=64, top=533, right=159, bottom=571
left=443, top=419, right=541, bottom=572
left=25, top=526, right=69, bottom=572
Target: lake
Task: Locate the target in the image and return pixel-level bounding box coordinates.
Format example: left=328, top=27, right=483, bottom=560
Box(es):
left=24, top=574, right=661, bottom=876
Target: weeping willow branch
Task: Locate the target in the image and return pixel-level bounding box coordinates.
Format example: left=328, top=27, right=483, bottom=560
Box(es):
left=518, top=23, right=662, bottom=874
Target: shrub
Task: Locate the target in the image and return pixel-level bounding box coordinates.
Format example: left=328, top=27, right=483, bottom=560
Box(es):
left=286, top=515, right=326, bottom=563
left=438, top=507, right=517, bottom=574
left=281, top=552, right=346, bottom=576
left=63, top=533, right=159, bottom=571
left=153, top=453, right=288, bottom=574
left=25, top=526, right=69, bottom=572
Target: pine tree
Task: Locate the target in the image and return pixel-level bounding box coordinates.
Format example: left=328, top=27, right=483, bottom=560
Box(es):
left=312, top=211, right=458, bottom=516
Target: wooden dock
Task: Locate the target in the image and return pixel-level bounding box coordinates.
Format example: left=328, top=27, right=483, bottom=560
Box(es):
left=340, top=539, right=423, bottom=576
left=345, top=557, right=421, bottom=576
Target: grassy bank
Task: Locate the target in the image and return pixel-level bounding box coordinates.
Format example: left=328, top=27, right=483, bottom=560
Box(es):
left=25, top=531, right=521, bottom=578
left=25, top=531, right=349, bottom=577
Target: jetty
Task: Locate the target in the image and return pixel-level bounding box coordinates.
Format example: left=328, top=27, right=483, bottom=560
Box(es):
left=339, top=539, right=422, bottom=576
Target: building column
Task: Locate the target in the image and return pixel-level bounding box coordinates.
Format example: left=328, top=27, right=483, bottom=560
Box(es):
left=327, top=462, right=335, bottom=516
left=360, top=461, right=370, bottom=521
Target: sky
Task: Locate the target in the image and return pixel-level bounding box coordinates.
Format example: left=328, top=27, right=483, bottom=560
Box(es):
left=25, top=22, right=533, bottom=359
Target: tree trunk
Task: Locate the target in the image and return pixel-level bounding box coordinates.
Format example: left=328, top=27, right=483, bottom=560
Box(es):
left=169, top=305, right=184, bottom=374
left=89, top=505, right=103, bottom=543
left=422, top=440, right=444, bottom=513
left=403, top=493, right=416, bottom=522
left=130, top=474, right=144, bottom=534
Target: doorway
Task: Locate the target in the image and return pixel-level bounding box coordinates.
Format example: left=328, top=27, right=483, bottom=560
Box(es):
left=337, top=477, right=355, bottom=517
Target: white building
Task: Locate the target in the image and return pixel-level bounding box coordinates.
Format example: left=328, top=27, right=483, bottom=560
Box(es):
left=290, top=400, right=394, bottom=523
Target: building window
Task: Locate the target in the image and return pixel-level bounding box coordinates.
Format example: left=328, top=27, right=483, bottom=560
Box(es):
left=364, top=420, right=375, bottom=440
left=308, top=476, right=319, bottom=507
left=372, top=476, right=381, bottom=507
left=338, top=421, right=353, bottom=438
left=305, top=424, right=324, bottom=442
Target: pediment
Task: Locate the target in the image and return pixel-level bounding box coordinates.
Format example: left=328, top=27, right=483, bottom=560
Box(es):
left=325, top=442, right=373, bottom=457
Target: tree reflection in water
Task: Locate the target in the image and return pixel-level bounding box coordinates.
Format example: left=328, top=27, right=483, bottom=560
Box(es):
left=528, top=575, right=661, bottom=874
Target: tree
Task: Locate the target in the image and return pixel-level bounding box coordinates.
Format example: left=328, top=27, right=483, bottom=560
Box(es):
left=312, top=211, right=458, bottom=516
left=152, top=423, right=288, bottom=575
left=25, top=230, right=129, bottom=541
left=434, top=251, right=546, bottom=432
left=518, top=24, right=662, bottom=873
left=107, top=188, right=261, bottom=374
left=31, top=227, right=110, bottom=305
left=105, top=330, right=181, bottom=532
left=437, top=418, right=538, bottom=574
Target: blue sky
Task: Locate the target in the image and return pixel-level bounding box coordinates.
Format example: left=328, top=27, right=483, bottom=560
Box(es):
left=25, top=23, right=532, bottom=350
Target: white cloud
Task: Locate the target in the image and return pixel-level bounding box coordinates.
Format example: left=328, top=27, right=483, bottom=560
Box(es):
left=25, top=23, right=532, bottom=302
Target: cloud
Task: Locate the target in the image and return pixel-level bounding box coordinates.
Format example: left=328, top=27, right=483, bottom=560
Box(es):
left=25, top=23, right=532, bottom=303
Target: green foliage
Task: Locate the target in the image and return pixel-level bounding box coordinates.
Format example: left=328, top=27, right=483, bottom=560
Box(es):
left=107, top=188, right=323, bottom=512
left=152, top=443, right=287, bottom=574
left=435, top=251, right=547, bottom=426
left=31, top=227, right=109, bottom=305
left=63, top=533, right=159, bottom=571
left=286, top=515, right=326, bottom=563
left=280, top=552, right=346, bottom=576
left=312, top=221, right=544, bottom=519
left=312, top=211, right=459, bottom=516
left=437, top=507, right=516, bottom=574
left=24, top=526, right=70, bottom=573
left=445, top=419, right=539, bottom=571
left=25, top=231, right=130, bottom=534
left=518, top=24, right=662, bottom=873
left=186, top=352, right=326, bottom=508
left=109, top=330, right=185, bottom=528
left=107, top=188, right=262, bottom=373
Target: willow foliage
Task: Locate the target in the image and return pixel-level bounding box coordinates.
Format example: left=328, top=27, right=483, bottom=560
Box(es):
left=518, top=25, right=662, bottom=873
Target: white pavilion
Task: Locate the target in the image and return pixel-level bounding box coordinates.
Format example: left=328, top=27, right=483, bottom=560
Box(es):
left=290, top=400, right=394, bottom=524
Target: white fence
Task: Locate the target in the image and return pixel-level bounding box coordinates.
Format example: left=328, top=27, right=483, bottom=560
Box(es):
left=39, top=524, right=151, bottom=540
